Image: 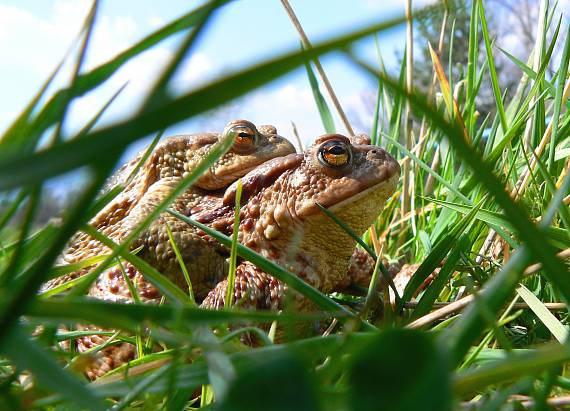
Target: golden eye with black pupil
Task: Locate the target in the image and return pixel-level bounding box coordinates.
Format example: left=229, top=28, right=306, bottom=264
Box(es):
left=318, top=140, right=351, bottom=167
left=230, top=125, right=257, bottom=148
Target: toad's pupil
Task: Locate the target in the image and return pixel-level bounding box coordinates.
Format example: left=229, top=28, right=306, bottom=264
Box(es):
left=320, top=142, right=350, bottom=167
left=328, top=145, right=345, bottom=155
left=238, top=132, right=251, bottom=138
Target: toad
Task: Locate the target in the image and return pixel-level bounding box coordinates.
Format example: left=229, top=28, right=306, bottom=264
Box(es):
left=198, top=133, right=400, bottom=309
left=60, top=133, right=400, bottom=379
left=42, top=120, right=296, bottom=299
left=91, top=133, right=400, bottom=310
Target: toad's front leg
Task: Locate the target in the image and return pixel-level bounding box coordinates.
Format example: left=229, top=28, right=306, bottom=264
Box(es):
left=200, top=261, right=285, bottom=311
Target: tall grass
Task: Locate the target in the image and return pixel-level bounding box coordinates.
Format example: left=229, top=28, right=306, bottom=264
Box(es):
left=0, top=0, right=568, bottom=409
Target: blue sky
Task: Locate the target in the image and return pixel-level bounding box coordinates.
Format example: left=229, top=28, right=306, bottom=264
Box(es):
left=0, top=0, right=435, bottom=154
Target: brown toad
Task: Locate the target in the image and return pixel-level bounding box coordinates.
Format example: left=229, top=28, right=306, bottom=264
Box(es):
left=198, top=133, right=400, bottom=309
left=68, top=133, right=399, bottom=379
left=42, top=120, right=296, bottom=299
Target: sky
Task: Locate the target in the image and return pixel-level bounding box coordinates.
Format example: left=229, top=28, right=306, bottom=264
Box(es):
left=2, top=0, right=566, bottom=176
left=0, top=0, right=437, bottom=156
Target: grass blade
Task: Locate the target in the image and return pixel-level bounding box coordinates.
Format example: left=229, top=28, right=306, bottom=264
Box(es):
left=304, top=60, right=336, bottom=133
left=516, top=284, right=568, bottom=343
left=478, top=0, right=508, bottom=133
left=226, top=179, right=242, bottom=308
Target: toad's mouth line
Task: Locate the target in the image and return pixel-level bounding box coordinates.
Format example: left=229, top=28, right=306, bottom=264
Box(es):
left=325, top=173, right=400, bottom=213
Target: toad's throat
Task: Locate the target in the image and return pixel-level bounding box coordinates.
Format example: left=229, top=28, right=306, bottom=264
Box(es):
left=260, top=173, right=399, bottom=292
left=327, top=173, right=399, bottom=213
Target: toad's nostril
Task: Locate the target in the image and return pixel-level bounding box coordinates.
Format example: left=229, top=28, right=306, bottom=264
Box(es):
left=367, top=148, right=388, bottom=161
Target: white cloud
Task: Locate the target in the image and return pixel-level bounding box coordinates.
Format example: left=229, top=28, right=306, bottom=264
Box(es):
left=169, top=52, right=215, bottom=91
left=244, top=84, right=323, bottom=145
left=147, top=15, right=165, bottom=29
left=0, top=2, right=85, bottom=73
left=0, top=5, right=35, bottom=43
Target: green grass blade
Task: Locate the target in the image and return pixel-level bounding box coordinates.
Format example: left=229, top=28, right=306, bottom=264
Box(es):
left=164, top=221, right=195, bottom=304
left=427, top=198, right=569, bottom=249
left=498, top=47, right=558, bottom=101
left=516, top=284, right=568, bottom=343
left=50, top=0, right=99, bottom=145
left=76, top=81, right=128, bottom=137
left=454, top=342, right=570, bottom=396
left=351, top=60, right=570, bottom=306
left=143, top=0, right=221, bottom=108
left=0, top=162, right=117, bottom=345
left=409, top=235, right=465, bottom=321
left=126, top=130, right=165, bottom=185
left=465, top=0, right=479, bottom=114
left=26, top=298, right=327, bottom=330
left=111, top=364, right=172, bottom=411
left=304, top=60, right=336, bottom=133
left=381, top=132, right=470, bottom=203
left=226, top=179, right=242, bottom=308
left=25, top=0, right=233, bottom=141
left=399, top=199, right=482, bottom=313
left=478, top=0, right=508, bottom=133
left=548, top=25, right=570, bottom=173
left=82, top=225, right=189, bottom=304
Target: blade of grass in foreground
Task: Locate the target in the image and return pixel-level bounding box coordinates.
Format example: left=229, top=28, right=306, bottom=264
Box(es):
left=0, top=161, right=117, bottom=345
left=142, top=0, right=222, bottom=109
left=453, top=342, right=570, bottom=396
left=36, top=333, right=375, bottom=405
left=25, top=298, right=325, bottom=331
left=81, top=225, right=189, bottom=304
left=516, top=284, right=568, bottom=343
left=50, top=0, right=100, bottom=145
left=167, top=209, right=375, bottom=330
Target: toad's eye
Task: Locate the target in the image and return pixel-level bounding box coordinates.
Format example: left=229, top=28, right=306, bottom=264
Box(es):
left=318, top=140, right=351, bottom=167
left=229, top=125, right=257, bottom=149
